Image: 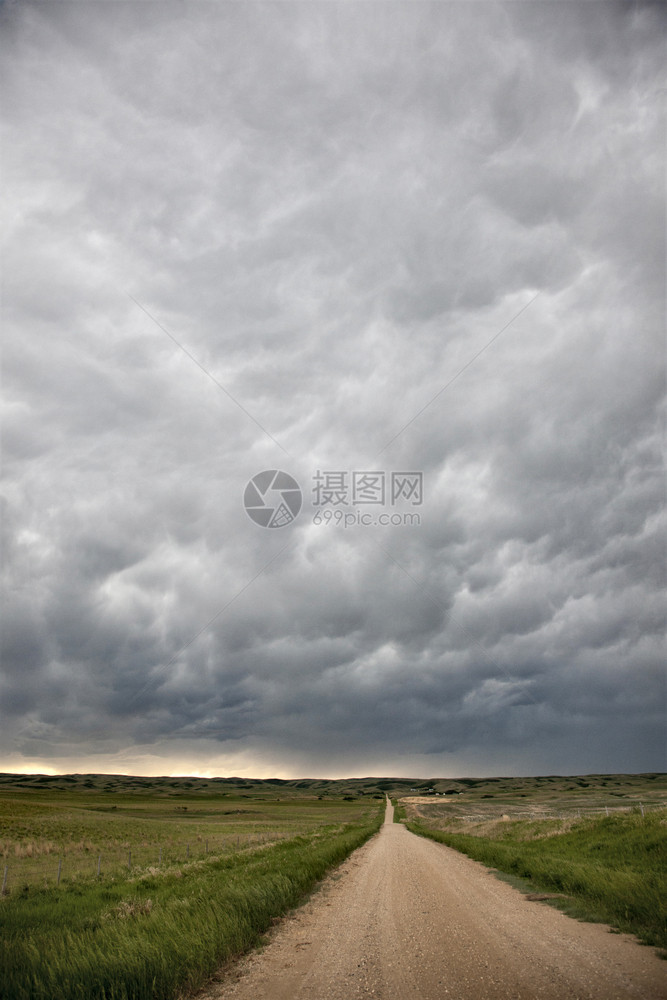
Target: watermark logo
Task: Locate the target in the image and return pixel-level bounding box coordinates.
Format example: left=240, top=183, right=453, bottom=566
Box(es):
left=243, top=470, right=303, bottom=528
left=313, top=471, right=422, bottom=508
left=310, top=470, right=422, bottom=527
left=244, top=468, right=423, bottom=529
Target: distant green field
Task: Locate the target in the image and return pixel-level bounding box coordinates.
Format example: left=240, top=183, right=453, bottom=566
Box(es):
left=0, top=773, right=384, bottom=1000
left=0, top=774, right=384, bottom=890
left=2, top=771, right=664, bottom=999
left=401, top=771, right=667, bottom=817
left=400, top=772, right=667, bottom=956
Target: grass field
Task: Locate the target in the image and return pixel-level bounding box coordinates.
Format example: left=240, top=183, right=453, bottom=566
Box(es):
left=0, top=772, right=387, bottom=890
left=399, top=772, right=667, bottom=956
left=2, top=771, right=665, bottom=998
left=0, top=773, right=385, bottom=1000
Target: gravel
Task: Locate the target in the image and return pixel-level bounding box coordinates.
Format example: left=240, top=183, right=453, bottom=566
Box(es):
left=198, top=800, right=667, bottom=1000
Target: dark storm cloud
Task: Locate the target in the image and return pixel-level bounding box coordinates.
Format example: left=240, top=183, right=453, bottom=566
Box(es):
left=1, top=1, right=664, bottom=777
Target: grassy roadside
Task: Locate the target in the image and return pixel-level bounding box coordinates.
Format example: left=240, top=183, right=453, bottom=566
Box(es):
left=0, top=783, right=380, bottom=890
left=1, top=809, right=383, bottom=1000
left=392, top=800, right=406, bottom=822
left=405, top=808, right=667, bottom=955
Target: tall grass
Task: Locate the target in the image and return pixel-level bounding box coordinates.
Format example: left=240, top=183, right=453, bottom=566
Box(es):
left=1, top=811, right=383, bottom=1000
left=407, top=808, right=667, bottom=952
left=0, top=790, right=373, bottom=888
left=391, top=800, right=406, bottom=822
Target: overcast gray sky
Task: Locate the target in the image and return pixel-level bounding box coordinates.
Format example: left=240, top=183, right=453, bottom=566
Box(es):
left=1, top=0, right=665, bottom=779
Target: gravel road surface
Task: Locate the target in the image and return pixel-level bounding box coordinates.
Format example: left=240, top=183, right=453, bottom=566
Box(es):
left=199, top=800, right=667, bottom=1000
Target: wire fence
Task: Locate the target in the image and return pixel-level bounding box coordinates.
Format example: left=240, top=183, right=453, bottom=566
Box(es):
left=0, top=829, right=294, bottom=896
left=426, top=802, right=664, bottom=823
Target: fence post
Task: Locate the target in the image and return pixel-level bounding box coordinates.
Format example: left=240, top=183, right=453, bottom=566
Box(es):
left=57, top=858, right=62, bottom=886
left=1, top=865, right=7, bottom=895
left=97, top=855, right=101, bottom=877
left=640, top=802, right=645, bottom=818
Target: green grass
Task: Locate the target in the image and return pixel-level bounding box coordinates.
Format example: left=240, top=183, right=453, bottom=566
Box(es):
left=0, top=779, right=380, bottom=888
left=399, top=772, right=667, bottom=819
left=406, top=808, right=667, bottom=954
left=392, top=800, right=406, bottom=822
left=1, top=809, right=383, bottom=1000
left=4, top=770, right=665, bottom=996
left=0, top=774, right=385, bottom=998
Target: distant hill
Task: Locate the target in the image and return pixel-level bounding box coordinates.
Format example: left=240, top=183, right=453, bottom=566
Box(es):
left=0, top=771, right=664, bottom=802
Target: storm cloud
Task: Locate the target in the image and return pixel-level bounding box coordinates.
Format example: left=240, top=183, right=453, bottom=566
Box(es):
left=1, top=0, right=664, bottom=778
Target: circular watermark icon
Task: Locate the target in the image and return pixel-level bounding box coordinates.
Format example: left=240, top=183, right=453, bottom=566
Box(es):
left=243, top=470, right=302, bottom=528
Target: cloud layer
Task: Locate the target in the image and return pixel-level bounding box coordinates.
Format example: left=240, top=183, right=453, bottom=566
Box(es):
left=1, top=0, right=664, bottom=777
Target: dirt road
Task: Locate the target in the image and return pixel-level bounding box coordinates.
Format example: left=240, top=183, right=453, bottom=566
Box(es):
left=200, top=800, right=667, bottom=1000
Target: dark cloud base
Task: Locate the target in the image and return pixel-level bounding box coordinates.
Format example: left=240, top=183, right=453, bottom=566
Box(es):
left=1, top=1, right=665, bottom=778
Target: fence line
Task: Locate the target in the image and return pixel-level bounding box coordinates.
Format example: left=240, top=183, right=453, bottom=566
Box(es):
left=0, top=829, right=292, bottom=896
left=445, top=803, right=662, bottom=823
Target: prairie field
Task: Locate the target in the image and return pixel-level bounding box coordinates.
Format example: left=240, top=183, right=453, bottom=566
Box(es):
left=2, top=771, right=665, bottom=999
left=0, top=772, right=386, bottom=890
left=399, top=771, right=667, bottom=822
left=399, top=772, right=667, bottom=955
left=0, top=773, right=385, bottom=1000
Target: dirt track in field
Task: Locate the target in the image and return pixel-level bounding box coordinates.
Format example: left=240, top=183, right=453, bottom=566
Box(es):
left=198, top=800, right=667, bottom=1000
